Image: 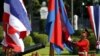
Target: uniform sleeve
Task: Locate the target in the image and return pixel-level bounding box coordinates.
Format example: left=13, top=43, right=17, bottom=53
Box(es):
left=76, top=40, right=87, bottom=47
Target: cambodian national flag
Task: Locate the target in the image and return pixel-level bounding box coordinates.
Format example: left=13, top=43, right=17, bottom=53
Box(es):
left=87, top=6, right=100, bottom=49
left=1, top=0, right=31, bottom=52
left=46, top=0, right=74, bottom=54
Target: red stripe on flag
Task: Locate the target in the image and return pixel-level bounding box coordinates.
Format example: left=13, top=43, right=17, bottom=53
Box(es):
left=8, top=25, right=17, bottom=34
left=50, top=9, right=63, bottom=49
left=3, top=13, right=10, bottom=23
left=6, top=34, right=21, bottom=52
left=3, top=24, right=7, bottom=32
left=48, top=0, right=55, bottom=11
left=87, top=6, right=94, bottom=32
left=20, top=31, right=27, bottom=39
left=63, top=26, right=70, bottom=42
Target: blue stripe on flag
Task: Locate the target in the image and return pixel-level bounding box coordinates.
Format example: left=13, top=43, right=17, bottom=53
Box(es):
left=93, top=6, right=99, bottom=37
left=55, top=0, right=59, bottom=15
left=46, top=10, right=55, bottom=41
left=59, top=0, right=74, bottom=52
left=59, top=0, right=74, bottom=34
left=46, top=0, right=59, bottom=41
left=52, top=44, right=62, bottom=54
left=64, top=43, right=73, bottom=52
left=4, top=0, right=10, bottom=4
left=46, top=0, right=74, bottom=54
left=51, top=0, right=62, bottom=53
left=99, top=6, right=100, bottom=38
left=52, top=43, right=73, bottom=54
left=7, top=0, right=31, bottom=30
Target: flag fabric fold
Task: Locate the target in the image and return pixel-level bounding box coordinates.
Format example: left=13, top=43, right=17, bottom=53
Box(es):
left=87, top=6, right=100, bottom=50
left=46, top=0, right=74, bottom=54
left=1, top=0, right=31, bottom=52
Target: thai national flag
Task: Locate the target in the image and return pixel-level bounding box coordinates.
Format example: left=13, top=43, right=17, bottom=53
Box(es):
left=1, top=0, right=31, bottom=52
left=87, top=6, right=100, bottom=49
left=46, top=0, right=74, bottom=54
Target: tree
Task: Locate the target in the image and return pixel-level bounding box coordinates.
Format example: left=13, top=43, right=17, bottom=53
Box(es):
left=84, top=0, right=93, bottom=5
left=64, top=0, right=83, bottom=17
left=32, top=0, right=41, bottom=16
left=64, top=0, right=71, bottom=18
left=0, top=0, right=4, bottom=22
left=24, top=0, right=41, bottom=17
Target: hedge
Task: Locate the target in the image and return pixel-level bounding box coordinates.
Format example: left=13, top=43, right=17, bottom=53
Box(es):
left=24, top=36, right=33, bottom=47
left=0, top=26, right=3, bottom=42
left=32, top=32, right=48, bottom=46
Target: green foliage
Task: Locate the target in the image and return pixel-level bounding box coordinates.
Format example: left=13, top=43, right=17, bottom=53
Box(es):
left=0, top=26, right=3, bottom=41
left=39, top=19, right=46, bottom=33
left=32, top=0, right=40, bottom=16
left=71, top=47, right=78, bottom=55
left=32, top=32, right=48, bottom=45
left=73, top=30, right=82, bottom=36
left=71, top=36, right=79, bottom=54
left=32, top=0, right=40, bottom=9
left=83, top=0, right=93, bottom=5
left=88, top=34, right=96, bottom=50
left=24, top=36, right=33, bottom=47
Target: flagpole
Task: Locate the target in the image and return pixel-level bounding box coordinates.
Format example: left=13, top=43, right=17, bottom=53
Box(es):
left=49, top=43, right=54, bottom=56
left=71, top=0, right=74, bottom=26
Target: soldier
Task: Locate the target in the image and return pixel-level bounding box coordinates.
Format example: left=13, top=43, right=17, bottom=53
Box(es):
left=74, top=30, right=90, bottom=56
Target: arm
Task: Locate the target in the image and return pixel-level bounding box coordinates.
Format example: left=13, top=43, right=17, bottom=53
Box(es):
left=75, top=40, right=87, bottom=47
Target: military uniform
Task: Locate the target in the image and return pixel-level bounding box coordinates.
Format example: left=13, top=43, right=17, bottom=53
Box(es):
left=75, top=39, right=89, bottom=56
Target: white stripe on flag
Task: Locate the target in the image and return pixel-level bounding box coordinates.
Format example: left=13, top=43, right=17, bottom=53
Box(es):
left=90, top=6, right=97, bottom=39
left=4, top=3, right=10, bottom=14
left=19, top=0, right=27, bottom=13
left=4, top=2, right=27, bottom=32
left=9, top=33, right=24, bottom=52
left=9, top=14, right=27, bottom=32
left=98, top=6, right=100, bottom=41
left=1, top=32, right=8, bottom=47
left=68, top=36, right=72, bottom=41
left=2, top=0, right=29, bottom=52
